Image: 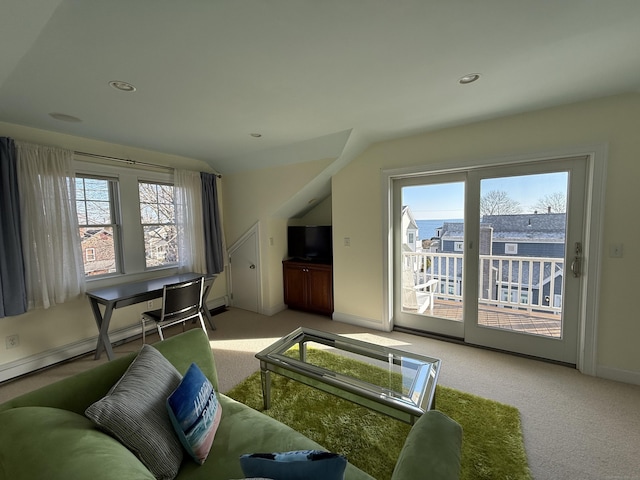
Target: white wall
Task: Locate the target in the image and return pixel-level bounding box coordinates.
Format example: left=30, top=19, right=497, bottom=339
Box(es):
left=332, top=93, right=640, bottom=382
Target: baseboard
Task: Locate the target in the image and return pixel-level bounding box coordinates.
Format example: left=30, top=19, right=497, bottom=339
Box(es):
left=596, top=365, right=640, bottom=386
left=0, top=295, right=229, bottom=384
left=205, top=295, right=228, bottom=312
left=332, top=311, right=390, bottom=332
left=261, top=302, right=287, bottom=317
left=0, top=323, right=140, bottom=384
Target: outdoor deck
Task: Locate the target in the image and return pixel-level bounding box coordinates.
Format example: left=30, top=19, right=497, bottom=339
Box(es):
left=425, top=299, right=562, bottom=338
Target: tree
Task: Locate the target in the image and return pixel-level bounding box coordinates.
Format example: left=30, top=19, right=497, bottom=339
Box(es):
left=532, top=192, right=566, bottom=213
left=480, top=190, right=522, bottom=216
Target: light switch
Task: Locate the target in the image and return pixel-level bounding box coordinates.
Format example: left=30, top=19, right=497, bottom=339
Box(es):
left=344, top=237, right=351, bottom=247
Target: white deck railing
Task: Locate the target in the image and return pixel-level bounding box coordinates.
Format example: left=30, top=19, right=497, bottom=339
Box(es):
left=403, top=251, right=564, bottom=315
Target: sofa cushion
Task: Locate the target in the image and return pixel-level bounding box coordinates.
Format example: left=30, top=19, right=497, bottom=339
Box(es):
left=85, top=344, right=183, bottom=480
left=167, top=362, right=222, bottom=464
left=240, top=450, right=347, bottom=480
left=0, top=406, right=155, bottom=480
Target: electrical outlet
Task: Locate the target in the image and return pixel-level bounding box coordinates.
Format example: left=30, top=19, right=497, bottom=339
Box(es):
left=6, top=334, right=19, bottom=349
left=147, top=300, right=154, bottom=309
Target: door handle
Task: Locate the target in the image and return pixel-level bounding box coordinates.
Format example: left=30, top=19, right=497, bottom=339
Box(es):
left=570, top=242, right=582, bottom=278
left=570, top=257, right=581, bottom=277
left=249, top=264, right=256, bottom=269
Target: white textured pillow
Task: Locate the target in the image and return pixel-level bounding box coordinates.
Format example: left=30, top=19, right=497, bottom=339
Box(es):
left=85, top=345, right=184, bottom=480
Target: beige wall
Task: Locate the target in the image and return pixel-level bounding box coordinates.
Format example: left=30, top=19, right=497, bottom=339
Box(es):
left=289, top=195, right=332, bottom=226
left=2, top=93, right=639, bottom=384
left=332, top=93, right=640, bottom=380
left=0, top=122, right=224, bottom=380
left=222, top=158, right=334, bottom=315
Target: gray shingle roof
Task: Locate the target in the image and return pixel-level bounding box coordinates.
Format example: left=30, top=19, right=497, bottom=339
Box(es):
left=440, top=214, right=566, bottom=242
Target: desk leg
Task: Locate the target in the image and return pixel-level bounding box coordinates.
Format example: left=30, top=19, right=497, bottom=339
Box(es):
left=202, top=278, right=216, bottom=330
left=90, top=299, right=115, bottom=361
left=202, top=306, right=216, bottom=331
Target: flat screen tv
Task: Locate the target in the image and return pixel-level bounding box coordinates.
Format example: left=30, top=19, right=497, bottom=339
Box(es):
left=287, top=225, right=332, bottom=262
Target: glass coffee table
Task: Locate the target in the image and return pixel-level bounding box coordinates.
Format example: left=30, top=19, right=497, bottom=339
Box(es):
left=255, top=327, right=441, bottom=425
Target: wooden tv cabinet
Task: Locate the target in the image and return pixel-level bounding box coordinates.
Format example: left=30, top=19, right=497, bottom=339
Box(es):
left=283, top=260, right=333, bottom=316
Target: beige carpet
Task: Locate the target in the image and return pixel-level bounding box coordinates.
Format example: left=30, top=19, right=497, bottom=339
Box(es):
left=1, top=307, right=639, bottom=480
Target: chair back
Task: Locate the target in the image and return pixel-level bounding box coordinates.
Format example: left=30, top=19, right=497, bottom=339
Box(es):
left=160, top=276, right=204, bottom=321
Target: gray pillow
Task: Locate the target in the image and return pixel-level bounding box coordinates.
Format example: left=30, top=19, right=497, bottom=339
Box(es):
left=85, top=344, right=184, bottom=480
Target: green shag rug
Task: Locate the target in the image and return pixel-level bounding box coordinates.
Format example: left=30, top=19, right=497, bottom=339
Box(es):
left=226, top=349, right=531, bottom=480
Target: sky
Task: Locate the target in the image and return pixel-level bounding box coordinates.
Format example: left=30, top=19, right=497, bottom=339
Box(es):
left=402, top=172, right=568, bottom=220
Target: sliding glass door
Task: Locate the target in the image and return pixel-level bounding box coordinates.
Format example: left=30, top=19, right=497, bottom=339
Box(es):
left=393, top=156, right=587, bottom=364
left=394, top=174, right=465, bottom=338
left=464, top=159, right=586, bottom=364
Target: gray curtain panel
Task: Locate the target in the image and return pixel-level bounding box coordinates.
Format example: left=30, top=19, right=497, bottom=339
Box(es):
left=200, top=172, right=224, bottom=274
left=0, top=137, right=27, bottom=317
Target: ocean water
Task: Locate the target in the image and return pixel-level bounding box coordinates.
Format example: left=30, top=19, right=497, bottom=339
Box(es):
left=416, top=219, right=463, bottom=240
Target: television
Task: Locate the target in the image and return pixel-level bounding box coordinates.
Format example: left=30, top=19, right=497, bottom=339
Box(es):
left=287, top=225, right=332, bottom=262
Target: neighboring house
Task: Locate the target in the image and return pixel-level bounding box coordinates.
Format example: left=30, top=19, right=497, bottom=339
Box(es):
left=478, top=214, right=566, bottom=258
left=80, top=228, right=116, bottom=276
left=145, top=225, right=178, bottom=266
left=433, top=213, right=566, bottom=307
left=401, top=206, right=419, bottom=252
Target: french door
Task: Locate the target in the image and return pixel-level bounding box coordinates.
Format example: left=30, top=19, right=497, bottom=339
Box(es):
left=393, top=156, right=587, bottom=364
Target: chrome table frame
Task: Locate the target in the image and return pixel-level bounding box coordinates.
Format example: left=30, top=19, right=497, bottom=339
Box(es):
left=255, top=327, right=441, bottom=425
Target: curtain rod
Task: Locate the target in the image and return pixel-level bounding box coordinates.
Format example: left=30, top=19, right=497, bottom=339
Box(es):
left=73, top=151, right=222, bottom=178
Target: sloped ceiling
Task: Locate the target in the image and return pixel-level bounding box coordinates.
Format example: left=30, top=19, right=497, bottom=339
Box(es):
left=2, top=1, right=640, bottom=174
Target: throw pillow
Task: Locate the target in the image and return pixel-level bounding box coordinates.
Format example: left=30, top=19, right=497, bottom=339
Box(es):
left=239, top=450, right=347, bottom=480
left=167, top=362, right=222, bottom=464
left=85, top=344, right=184, bottom=480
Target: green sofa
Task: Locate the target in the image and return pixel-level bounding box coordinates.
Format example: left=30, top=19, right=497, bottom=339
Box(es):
left=0, top=329, right=462, bottom=480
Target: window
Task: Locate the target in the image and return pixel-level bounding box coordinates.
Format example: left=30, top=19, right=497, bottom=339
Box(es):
left=76, top=175, right=120, bottom=276
left=408, top=232, right=415, bottom=245
left=139, top=181, right=178, bottom=268
left=454, top=241, right=464, bottom=252
left=505, top=243, right=518, bottom=255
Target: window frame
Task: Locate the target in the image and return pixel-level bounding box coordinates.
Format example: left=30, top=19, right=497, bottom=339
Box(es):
left=75, top=173, right=123, bottom=278
left=73, top=159, right=176, bottom=287
left=138, top=180, right=178, bottom=270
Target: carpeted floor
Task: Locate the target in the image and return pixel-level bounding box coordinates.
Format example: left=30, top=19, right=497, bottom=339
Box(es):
left=1, top=307, right=639, bottom=479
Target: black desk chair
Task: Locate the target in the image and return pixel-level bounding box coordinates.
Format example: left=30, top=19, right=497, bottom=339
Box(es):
left=141, top=276, right=207, bottom=343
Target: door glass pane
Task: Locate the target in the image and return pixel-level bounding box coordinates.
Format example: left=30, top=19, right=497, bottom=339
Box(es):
left=401, top=182, right=465, bottom=322
left=478, top=173, right=568, bottom=338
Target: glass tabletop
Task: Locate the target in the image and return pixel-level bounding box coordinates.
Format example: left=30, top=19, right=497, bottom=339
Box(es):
left=256, top=327, right=441, bottom=414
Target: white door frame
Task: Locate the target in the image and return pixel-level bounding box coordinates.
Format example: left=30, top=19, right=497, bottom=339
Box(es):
left=382, top=144, right=607, bottom=375
left=227, top=221, right=262, bottom=313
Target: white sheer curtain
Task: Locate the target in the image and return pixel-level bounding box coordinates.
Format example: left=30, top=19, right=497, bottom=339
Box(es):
left=175, top=169, right=207, bottom=273
left=16, top=142, right=85, bottom=309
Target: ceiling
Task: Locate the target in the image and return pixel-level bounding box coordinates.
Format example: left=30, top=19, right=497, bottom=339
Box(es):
left=2, top=1, right=640, bottom=174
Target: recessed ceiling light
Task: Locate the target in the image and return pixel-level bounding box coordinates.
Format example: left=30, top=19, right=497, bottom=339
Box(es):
left=109, top=80, right=137, bottom=92
left=49, top=112, right=82, bottom=123
left=458, top=73, right=481, bottom=85
left=250, top=133, right=262, bottom=138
